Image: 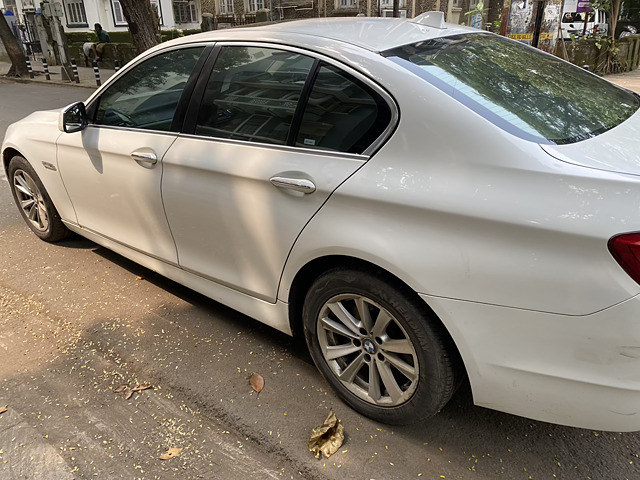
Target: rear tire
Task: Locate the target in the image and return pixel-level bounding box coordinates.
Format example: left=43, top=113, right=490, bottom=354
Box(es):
left=8, top=155, right=69, bottom=242
left=303, top=267, right=458, bottom=425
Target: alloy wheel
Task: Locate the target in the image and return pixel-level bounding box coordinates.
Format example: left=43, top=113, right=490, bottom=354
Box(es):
left=13, top=169, right=49, bottom=232
left=317, top=294, right=419, bottom=406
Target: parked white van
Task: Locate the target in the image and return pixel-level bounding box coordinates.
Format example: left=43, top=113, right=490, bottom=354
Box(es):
left=561, top=10, right=609, bottom=39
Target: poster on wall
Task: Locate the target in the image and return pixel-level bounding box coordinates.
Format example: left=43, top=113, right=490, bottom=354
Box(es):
left=502, top=0, right=562, bottom=53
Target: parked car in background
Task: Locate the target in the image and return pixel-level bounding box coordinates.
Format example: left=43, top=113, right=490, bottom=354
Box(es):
left=3, top=13, right=640, bottom=431
left=561, top=9, right=609, bottom=38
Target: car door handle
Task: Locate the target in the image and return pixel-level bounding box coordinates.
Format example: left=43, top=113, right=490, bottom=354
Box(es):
left=269, top=175, right=316, bottom=194
left=131, top=151, right=157, bottom=165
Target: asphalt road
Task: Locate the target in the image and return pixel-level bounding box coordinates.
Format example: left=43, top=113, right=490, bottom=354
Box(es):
left=0, top=80, right=639, bottom=480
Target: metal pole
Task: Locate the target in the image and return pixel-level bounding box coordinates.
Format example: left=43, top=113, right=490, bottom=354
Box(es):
left=92, top=61, right=101, bottom=87
left=70, top=58, right=80, bottom=84
left=42, top=57, right=50, bottom=81
left=25, top=58, right=34, bottom=79
left=114, top=60, right=120, bottom=72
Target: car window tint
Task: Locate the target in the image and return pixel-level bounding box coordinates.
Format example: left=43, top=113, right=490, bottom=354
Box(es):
left=94, top=47, right=205, bottom=131
left=195, top=47, right=314, bottom=145
left=295, top=65, right=391, bottom=154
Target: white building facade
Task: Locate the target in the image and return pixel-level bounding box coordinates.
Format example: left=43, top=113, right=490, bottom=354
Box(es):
left=1, top=0, right=202, bottom=32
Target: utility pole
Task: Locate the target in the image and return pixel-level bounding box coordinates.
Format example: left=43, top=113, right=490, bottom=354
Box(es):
left=41, top=0, right=73, bottom=81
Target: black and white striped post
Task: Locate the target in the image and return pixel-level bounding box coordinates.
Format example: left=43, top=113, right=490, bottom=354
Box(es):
left=114, top=60, right=120, bottom=72
left=25, top=58, right=34, bottom=79
left=41, top=57, right=50, bottom=81
left=92, top=61, right=101, bottom=87
left=70, top=59, right=80, bottom=84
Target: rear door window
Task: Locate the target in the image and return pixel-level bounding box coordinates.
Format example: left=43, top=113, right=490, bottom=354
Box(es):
left=294, top=64, right=392, bottom=154
left=195, top=46, right=314, bottom=145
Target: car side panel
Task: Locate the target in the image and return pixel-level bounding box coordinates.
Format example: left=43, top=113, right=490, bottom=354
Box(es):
left=2, top=110, right=77, bottom=224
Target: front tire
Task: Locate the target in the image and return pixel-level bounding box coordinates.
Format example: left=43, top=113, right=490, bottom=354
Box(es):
left=303, top=267, right=458, bottom=425
left=8, top=155, right=69, bottom=242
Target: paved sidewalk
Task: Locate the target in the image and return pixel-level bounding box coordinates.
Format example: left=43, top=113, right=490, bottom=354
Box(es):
left=605, top=68, right=640, bottom=93
left=0, top=58, right=116, bottom=90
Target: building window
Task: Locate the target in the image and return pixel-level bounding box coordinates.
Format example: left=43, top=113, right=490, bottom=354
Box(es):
left=339, top=0, right=356, bottom=7
left=63, top=0, right=88, bottom=26
left=245, top=0, right=263, bottom=13
left=173, top=1, right=198, bottom=23
left=3, top=0, right=17, bottom=14
left=380, top=0, right=405, bottom=7
left=111, top=0, right=127, bottom=25
left=218, top=0, right=233, bottom=14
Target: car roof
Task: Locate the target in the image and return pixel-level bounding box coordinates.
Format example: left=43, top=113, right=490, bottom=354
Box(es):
left=179, top=17, right=479, bottom=53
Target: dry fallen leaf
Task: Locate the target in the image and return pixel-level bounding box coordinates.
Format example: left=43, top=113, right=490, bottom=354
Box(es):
left=158, top=447, right=183, bottom=460
left=124, top=388, right=134, bottom=400
left=114, top=384, right=128, bottom=393
left=250, top=373, right=264, bottom=394
left=308, top=410, right=345, bottom=459
left=136, top=275, right=144, bottom=281
left=0, top=405, right=7, bottom=415
left=132, top=383, right=153, bottom=392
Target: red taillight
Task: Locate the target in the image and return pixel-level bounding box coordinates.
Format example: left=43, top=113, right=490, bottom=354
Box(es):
left=608, top=233, right=640, bottom=285
left=593, top=26, right=598, bottom=34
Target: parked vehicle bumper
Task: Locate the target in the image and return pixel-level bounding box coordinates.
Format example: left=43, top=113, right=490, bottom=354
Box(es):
left=424, top=293, right=640, bottom=431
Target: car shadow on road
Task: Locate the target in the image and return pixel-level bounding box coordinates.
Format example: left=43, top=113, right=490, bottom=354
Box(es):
left=84, top=243, right=639, bottom=480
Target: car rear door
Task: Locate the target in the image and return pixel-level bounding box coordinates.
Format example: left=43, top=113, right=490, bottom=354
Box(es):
left=161, top=43, right=395, bottom=302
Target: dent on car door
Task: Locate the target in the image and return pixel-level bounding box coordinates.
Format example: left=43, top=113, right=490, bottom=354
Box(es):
left=56, top=46, right=209, bottom=263
left=161, top=45, right=394, bottom=302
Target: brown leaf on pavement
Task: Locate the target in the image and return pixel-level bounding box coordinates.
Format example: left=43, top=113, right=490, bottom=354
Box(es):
left=132, top=383, right=153, bottom=392
left=249, top=373, right=264, bottom=394
left=114, top=384, right=128, bottom=393
left=158, top=447, right=183, bottom=460
left=0, top=405, right=7, bottom=415
left=308, top=410, right=345, bottom=459
left=124, top=388, right=134, bottom=400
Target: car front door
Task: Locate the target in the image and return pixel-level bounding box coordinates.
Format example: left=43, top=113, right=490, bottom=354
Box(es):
left=161, top=44, right=394, bottom=302
left=56, top=45, right=209, bottom=263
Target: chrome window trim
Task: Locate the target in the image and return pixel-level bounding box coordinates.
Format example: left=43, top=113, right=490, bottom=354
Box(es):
left=190, top=41, right=399, bottom=157
left=176, top=132, right=369, bottom=161
left=86, top=124, right=180, bottom=137
left=84, top=40, right=399, bottom=156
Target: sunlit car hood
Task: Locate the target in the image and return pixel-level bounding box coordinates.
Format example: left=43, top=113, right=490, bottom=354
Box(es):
left=541, top=107, right=640, bottom=176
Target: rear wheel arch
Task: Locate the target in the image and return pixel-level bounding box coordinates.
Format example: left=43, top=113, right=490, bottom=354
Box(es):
left=287, top=255, right=465, bottom=375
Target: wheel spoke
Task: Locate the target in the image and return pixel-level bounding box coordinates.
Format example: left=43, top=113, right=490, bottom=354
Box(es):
left=377, top=359, right=403, bottom=403
left=28, top=203, right=39, bottom=221
left=338, top=352, right=365, bottom=383
left=371, top=309, right=393, bottom=338
left=37, top=204, right=48, bottom=229
left=382, top=352, right=417, bottom=381
left=355, top=297, right=373, bottom=333
left=368, top=358, right=382, bottom=403
left=15, top=175, right=33, bottom=197
left=325, top=343, right=361, bottom=361
left=20, top=198, right=36, bottom=209
left=380, top=338, right=414, bottom=355
left=328, top=301, right=361, bottom=335
left=320, top=316, right=358, bottom=340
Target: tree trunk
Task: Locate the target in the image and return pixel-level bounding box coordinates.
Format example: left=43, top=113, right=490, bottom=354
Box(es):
left=393, top=0, right=400, bottom=17
left=119, top=0, right=160, bottom=54
left=0, top=14, right=28, bottom=77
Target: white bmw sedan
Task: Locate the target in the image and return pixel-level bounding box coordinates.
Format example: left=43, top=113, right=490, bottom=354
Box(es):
left=3, top=13, right=640, bottom=431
